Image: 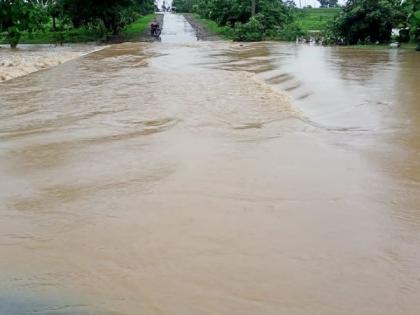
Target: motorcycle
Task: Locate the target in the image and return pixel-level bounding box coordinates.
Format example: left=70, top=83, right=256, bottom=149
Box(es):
left=151, top=25, right=162, bottom=40
left=153, top=27, right=162, bottom=38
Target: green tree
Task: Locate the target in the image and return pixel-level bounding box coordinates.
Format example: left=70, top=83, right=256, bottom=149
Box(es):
left=60, top=0, right=153, bottom=34
left=0, top=0, right=48, bottom=48
left=172, top=0, right=194, bottom=12
left=402, top=0, right=420, bottom=49
left=329, top=0, right=402, bottom=44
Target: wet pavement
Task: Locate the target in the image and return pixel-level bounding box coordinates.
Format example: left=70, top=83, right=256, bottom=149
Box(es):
left=0, top=13, right=420, bottom=315
left=160, top=13, right=197, bottom=43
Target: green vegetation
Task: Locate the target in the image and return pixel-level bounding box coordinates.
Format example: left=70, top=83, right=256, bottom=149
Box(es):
left=173, top=0, right=298, bottom=41
left=0, top=0, right=155, bottom=48
left=173, top=0, right=418, bottom=48
left=191, top=14, right=235, bottom=39
left=295, top=8, right=339, bottom=31
left=402, top=0, right=420, bottom=49
left=324, top=0, right=418, bottom=46
left=0, top=0, right=47, bottom=48
left=327, top=0, right=404, bottom=44
left=1, top=28, right=100, bottom=45
left=122, top=14, right=155, bottom=40
left=1, top=0, right=417, bottom=48
left=0, top=14, right=155, bottom=45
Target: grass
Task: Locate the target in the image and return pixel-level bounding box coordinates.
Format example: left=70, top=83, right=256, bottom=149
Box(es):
left=122, top=14, right=155, bottom=40
left=191, top=14, right=234, bottom=39
left=0, top=14, right=155, bottom=45
left=295, top=8, right=340, bottom=31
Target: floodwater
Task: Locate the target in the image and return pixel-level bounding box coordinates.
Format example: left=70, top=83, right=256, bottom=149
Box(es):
left=1, top=13, right=419, bottom=315
left=0, top=44, right=100, bottom=82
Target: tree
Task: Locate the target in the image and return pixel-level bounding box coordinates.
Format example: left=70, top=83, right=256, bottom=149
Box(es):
left=172, top=0, right=193, bottom=12
left=60, top=0, right=153, bottom=34
left=46, top=1, right=63, bottom=31
left=329, top=0, right=402, bottom=44
left=0, top=0, right=48, bottom=48
left=402, top=0, right=420, bottom=49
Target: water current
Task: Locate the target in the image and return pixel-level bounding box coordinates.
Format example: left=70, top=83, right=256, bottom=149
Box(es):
left=0, top=13, right=419, bottom=315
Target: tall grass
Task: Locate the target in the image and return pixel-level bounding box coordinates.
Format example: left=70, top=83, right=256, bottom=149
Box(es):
left=122, top=14, right=155, bottom=40
left=295, top=8, right=339, bottom=31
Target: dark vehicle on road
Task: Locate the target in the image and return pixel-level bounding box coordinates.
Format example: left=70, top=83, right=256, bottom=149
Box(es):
left=150, top=20, right=161, bottom=39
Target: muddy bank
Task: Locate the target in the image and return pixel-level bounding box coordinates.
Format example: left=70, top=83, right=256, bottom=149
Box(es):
left=0, top=44, right=102, bottom=82
left=183, top=14, right=221, bottom=41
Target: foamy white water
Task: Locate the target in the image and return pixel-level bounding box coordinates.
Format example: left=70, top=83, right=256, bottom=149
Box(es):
left=0, top=44, right=102, bottom=82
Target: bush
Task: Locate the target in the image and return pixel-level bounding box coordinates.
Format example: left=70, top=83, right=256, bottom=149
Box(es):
left=234, top=16, right=264, bottom=41
left=119, top=8, right=141, bottom=27
left=327, top=0, right=402, bottom=45
left=6, top=27, right=21, bottom=48
left=398, top=29, right=410, bottom=43
left=52, top=31, right=66, bottom=45
left=270, top=23, right=305, bottom=41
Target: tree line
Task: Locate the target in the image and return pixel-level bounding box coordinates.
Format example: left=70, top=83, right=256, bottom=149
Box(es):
left=173, top=0, right=419, bottom=47
left=327, top=0, right=419, bottom=46
left=0, top=0, right=155, bottom=48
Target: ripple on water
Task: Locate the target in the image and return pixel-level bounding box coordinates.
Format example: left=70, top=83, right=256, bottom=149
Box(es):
left=0, top=294, right=99, bottom=315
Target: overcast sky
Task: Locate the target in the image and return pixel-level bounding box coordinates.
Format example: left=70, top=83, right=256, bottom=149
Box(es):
left=293, top=0, right=347, bottom=7
left=156, top=0, right=347, bottom=9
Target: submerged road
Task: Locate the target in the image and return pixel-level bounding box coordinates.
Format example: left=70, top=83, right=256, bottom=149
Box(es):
left=1, top=13, right=420, bottom=315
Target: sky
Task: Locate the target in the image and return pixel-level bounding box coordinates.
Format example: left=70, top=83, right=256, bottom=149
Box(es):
left=293, top=0, right=346, bottom=7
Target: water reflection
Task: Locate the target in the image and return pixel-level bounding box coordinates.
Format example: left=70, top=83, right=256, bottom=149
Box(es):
left=0, top=292, right=96, bottom=315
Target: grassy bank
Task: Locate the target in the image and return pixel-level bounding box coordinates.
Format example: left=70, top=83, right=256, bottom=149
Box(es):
left=0, top=14, right=155, bottom=45
left=122, top=14, right=155, bottom=40
left=295, top=8, right=339, bottom=31
left=190, top=14, right=234, bottom=39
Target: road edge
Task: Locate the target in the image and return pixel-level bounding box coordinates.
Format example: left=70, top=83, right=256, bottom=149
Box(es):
left=182, top=14, right=221, bottom=41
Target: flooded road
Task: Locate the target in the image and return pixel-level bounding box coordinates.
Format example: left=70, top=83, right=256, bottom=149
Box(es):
left=1, top=14, right=420, bottom=315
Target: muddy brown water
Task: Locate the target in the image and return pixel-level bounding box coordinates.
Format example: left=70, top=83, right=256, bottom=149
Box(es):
left=0, top=14, right=419, bottom=315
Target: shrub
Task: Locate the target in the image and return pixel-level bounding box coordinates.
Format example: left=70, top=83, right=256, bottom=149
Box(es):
left=327, top=0, right=402, bottom=45
left=234, top=16, right=264, bottom=41
left=271, top=23, right=305, bottom=41
left=6, top=27, right=21, bottom=48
